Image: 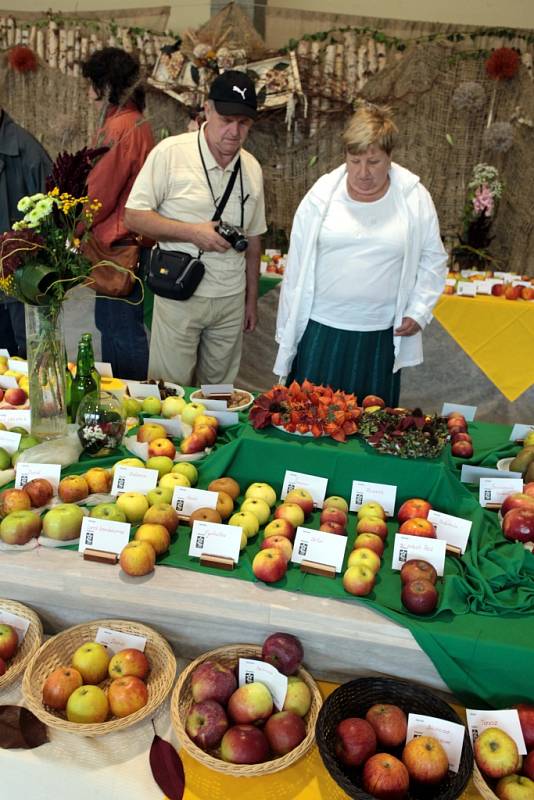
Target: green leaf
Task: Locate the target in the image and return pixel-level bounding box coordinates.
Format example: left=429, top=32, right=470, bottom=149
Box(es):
left=308, top=155, right=318, bottom=167
left=446, top=133, right=455, bottom=146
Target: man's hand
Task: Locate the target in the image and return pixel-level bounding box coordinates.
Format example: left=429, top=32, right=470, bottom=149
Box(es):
left=243, top=300, right=257, bottom=332
left=394, top=317, right=421, bottom=337
left=190, top=221, right=231, bottom=253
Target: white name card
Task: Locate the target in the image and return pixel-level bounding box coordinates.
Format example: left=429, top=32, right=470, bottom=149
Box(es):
left=406, top=714, right=465, bottom=773
left=282, top=470, right=328, bottom=509
left=475, top=280, right=494, bottom=295
left=238, top=658, right=287, bottom=711
left=0, top=375, right=19, bottom=389
left=172, top=486, right=218, bottom=516
left=392, top=533, right=447, bottom=576
left=78, top=516, right=131, bottom=554
left=0, top=409, right=31, bottom=430
left=194, top=397, right=228, bottom=411
left=350, top=480, right=396, bottom=516
left=7, top=358, right=28, bottom=374
left=95, top=361, right=113, bottom=377
left=466, top=709, right=526, bottom=754
left=428, top=510, right=472, bottom=555
left=125, top=381, right=160, bottom=399
left=510, top=424, right=534, bottom=442
left=456, top=282, right=476, bottom=297
left=0, top=609, right=30, bottom=642
left=201, top=384, right=233, bottom=397
left=189, top=520, right=241, bottom=562
left=0, top=349, right=10, bottom=357
left=494, top=271, right=516, bottom=282
left=461, top=465, right=522, bottom=484
left=15, top=462, right=61, bottom=492
left=0, top=430, right=21, bottom=455
left=111, top=465, right=159, bottom=496
left=95, top=626, right=146, bottom=655
left=144, top=416, right=183, bottom=437
left=291, top=526, right=347, bottom=573
left=479, top=477, right=523, bottom=507
left=441, top=403, right=477, bottom=421
left=210, top=410, right=239, bottom=426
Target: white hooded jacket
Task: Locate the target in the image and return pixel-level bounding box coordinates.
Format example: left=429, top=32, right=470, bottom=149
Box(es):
left=273, top=162, right=447, bottom=379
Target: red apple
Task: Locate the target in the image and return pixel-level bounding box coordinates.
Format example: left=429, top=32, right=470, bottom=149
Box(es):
left=356, top=515, right=388, bottom=541
left=524, top=483, right=534, bottom=499
left=517, top=705, right=534, bottom=750
left=0, top=657, right=6, bottom=676
left=0, top=487, right=31, bottom=516
left=4, top=387, right=27, bottom=406
left=261, top=535, right=292, bottom=562
left=397, top=498, right=432, bottom=523
left=108, top=675, right=148, bottom=718
left=42, top=667, right=83, bottom=710
left=186, top=700, right=229, bottom=750
left=58, top=475, right=89, bottom=503
left=252, top=547, right=287, bottom=583
left=502, top=508, right=534, bottom=543
left=319, top=521, right=347, bottom=535
left=505, top=285, right=521, bottom=300
left=227, top=682, right=273, bottom=725
left=400, top=559, right=438, bottom=585
left=402, top=735, right=449, bottom=784
left=23, top=478, right=54, bottom=508
left=264, top=710, right=306, bottom=755
left=264, top=518, right=295, bottom=542
left=0, top=624, right=18, bottom=660
left=191, top=660, right=237, bottom=705
left=273, top=502, right=305, bottom=529
left=354, top=533, right=385, bottom=557
left=320, top=506, right=347, bottom=528
left=285, top=488, right=314, bottom=518
left=474, top=727, right=519, bottom=779
left=501, top=493, right=534, bottom=518
left=335, top=717, right=377, bottom=767
left=0, top=509, right=42, bottom=545
left=366, top=704, right=407, bottom=748
left=451, top=432, right=472, bottom=444
left=363, top=753, right=410, bottom=800
left=448, top=417, right=467, bottom=432
left=521, top=286, right=534, bottom=301
left=362, top=395, right=385, bottom=409
left=143, top=502, right=179, bottom=534
left=108, top=648, right=150, bottom=680
left=492, top=283, right=505, bottom=297
left=220, top=724, right=269, bottom=765
left=401, top=579, right=438, bottom=614
left=343, top=564, right=376, bottom=596
left=147, top=437, right=176, bottom=459
left=262, top=632, right=303, bottom=676
left=451, top=440, right=474, bottom=458
left=523, top=749, right=534, bottom=781
left=119, top=540, right=156, bottom=577
left=398, top=517, right=436, bottom=538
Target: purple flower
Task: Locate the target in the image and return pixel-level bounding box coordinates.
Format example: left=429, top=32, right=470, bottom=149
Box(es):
left=472, top=184, right=494, bottom=217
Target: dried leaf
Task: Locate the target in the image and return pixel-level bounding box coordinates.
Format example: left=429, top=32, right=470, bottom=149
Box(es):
left=0, top=705, right=48, bottom=749
left=149, top=734, right=185, bottom=800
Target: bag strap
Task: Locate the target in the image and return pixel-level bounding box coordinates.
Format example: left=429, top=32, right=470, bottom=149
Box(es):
left=197, top=131, right=243, bottom=225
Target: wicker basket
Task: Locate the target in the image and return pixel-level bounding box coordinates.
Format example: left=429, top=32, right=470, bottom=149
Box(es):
left=171, top=643, right=322, bottom=777
left=22, top=619, right=176, bottom=736
left=0, top=598, right=43, bottom=691
left=315, top=677, right=473, bottom=800
left=472, top=762, right=499, bottom=800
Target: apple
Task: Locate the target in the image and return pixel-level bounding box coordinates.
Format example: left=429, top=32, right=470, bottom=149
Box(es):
left=194, top=424, right=218, bottom=447
left=240, top=497, right=271, bottom=526
left=58, top=475, right=89, bottom=504
left=145, top=455, right=174, bottom=479
left=108, top=675, right=148, bottom=718
left=116, top=491, right=149, bottom=523
left=320, top=506, right=347, bottom=528
left=84, top=467, right=112, bottom=494
left=362, top=753, right=410, bottom=800
left=24, top=478, right=54, bottom=508
left=143, top=502, right=179, bottom=534
left=90, top=502, right=127, bottom=522
left=191, top=660, right=237, bottom=705
left=261, top=535, right=292, bottom=562
left=42, top=667, right=83, bottom=710
left=228, top=510, right=259, bottom=539
left=520, top=286, right=534, bottom=301
left=193, top=414, right=219, bottom=430
left=501, top=493, right=534, bottom=518
left=495, top=775, right=534, bottom=800
left=323, top=495, right=349, bottom=513
left=502, top=508, right=534, bottom=543
left=227, top=681, right=273, bottom=724
left=186, top=699, right=229, bottom=750
left=358, top=501, right=386, bottom=521
left=220, top=724, right=269, bottom=765
left=492, top=283, right=505, bottom=297
left=402, top=734, right=448, bottom=783
left=319, top=521, right=347, bottom=535
left=356, top=515, right=388, bottom=540
left=0, top=624, right=18, bottom=660
left=189, top=507, right=222, bottom=525
left=285, top=488, right=314, bottom=517
left=354, top=533, right=385, bottom=557
left=0, top=509, right=42, bottom=544
left=451, top=440, right=474, bottom=458
left=448, top=420, right=468, bottom=434
left=245, top=482, right=277, bottom=508
left=264, top=518, right=295, bottom=541
left=362, top=395, right=385, bottom=409
left=264, top=710, right=306, bottom=755
left=122, top=397, right=143, bottom=417
left=146, top=486, right=173, bottom=506
left=397, top=498, right=432, bottom=522
left=524, top=482, right=534, bottom=499
left=215, top=490, right=234, bottom=521
left=343, top=564, right=376, bottom=596
left=159, top=472, right=190, bottom=491
left=134, top=522, right=170, bottom=555
left=0, top=487, right=31, bottom=516
left=475, top=727, right=520, bottom=779
left=523, top=750, right=534, bottom=781
left=366, top=704, right=407, bottom=748
left=398, top=517, right=436, bottom=538
left=161, top=395, right=186, bottom=418
left=109, top=648, right=150, bottom=680
left=274, top=502, right=305, bottom=528
left=262, top=632, right=303, bottom=675
left=111, top=457, right=145, bottom=474
left=4, top=387, right=27, bottom=405
left=181, top=402, right=206, bottom=426
left=42, top=503, right=85, bottom=541
left=142, top=396, right=162, bottom=415
left=401, top=578, right=438, bottom=614
left=283, top=675, right=311, bottom=717
left=400, top=559, right=438, bottom=585
left=0, top=658, right=6, bottom=676
left=137, top=422, right=167, bottom=443
left=517, top=704, right=534, bottom=750
left=208, top=477, right=240, bottom=501
left=347, top=546, right=381, bottom=574
left=335, top=717, right=377, bottom=767
left=505, top=285, right=521, bottom=300
left=252, top=547, right=288, bottom=583
left=120, top=540, right=156, bottom=576
left=172, top=462, right=198, bottom=486
left=71, top=641, right=110, bottom=684
left=66, top=685, right=109, bottom=724
left=451, top=432, right=472, bottom=444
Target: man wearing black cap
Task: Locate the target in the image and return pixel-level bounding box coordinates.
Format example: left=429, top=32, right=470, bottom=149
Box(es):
left=125, top=70, right=266, bottom=386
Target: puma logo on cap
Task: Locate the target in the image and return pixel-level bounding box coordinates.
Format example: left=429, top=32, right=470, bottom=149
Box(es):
left=233, top=85, right=247, bottom=100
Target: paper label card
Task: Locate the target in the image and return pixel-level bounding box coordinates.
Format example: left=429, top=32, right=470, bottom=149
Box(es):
left=479, top=477, right=523, bottom=507
left=456, top=282, right=476, bottom=297
left=210, top=410, right=239, bottom=426
left=0, top=409, right=32, bottom=430
left=428, top=510, right=472, bottom=555
left=15, top=462, right=61, bottom=491
left=172, top=486, right=218, bottom=516
left=111, top=465, right=159, bottom=496
left=475, top=280, right=494, bottom=295
left=0, top=375, right=19, bottom=389
left=392, top=533, right=447, bottom=576
left=406, top=714, right=466, bottom=773
left=78, top=516, right=131, bottom=555
left=95, top=626, right=146, bottom=655
left=238, top=658, right=288, bottom=711
left=466, top=709, right=526, bottom=754
left=350, top=480, right=396, bottom=516
left=0, top=430, right=21, bottom=455
left=194, top=397, right=228, bottom=411
left=0, top=609, right=30, bottom=642
left=125, top=381, right=160, bottom=399
left=201, top=384, right=233, bottom=397
left=445, top=278, right=456, bottom=287
left=144, top=416, right=183, bottom=437
left=461, top=465, right=522, bottom=484
left=282, top=470, right=328, bottom=509
left=510, top=424, right=534, bottom=442
left=189, top=520, right=241, bottom=562
left=7, top=358, right=28, bottom=374
left=95, top=361, right=113, bottom=377
left=494, top=271, right=516, bottom=282
left=441, top=403, right=477, bottom=421
left=291, top=527, right=347, bottom=573
left=0, top=349, right=10, bottom=357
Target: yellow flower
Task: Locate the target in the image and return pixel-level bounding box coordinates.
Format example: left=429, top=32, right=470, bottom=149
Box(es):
left=49, top=187, right=60, bottom=197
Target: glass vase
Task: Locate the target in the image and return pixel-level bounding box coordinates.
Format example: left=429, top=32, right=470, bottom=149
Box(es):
left=24, top=303, right=68, bottom=440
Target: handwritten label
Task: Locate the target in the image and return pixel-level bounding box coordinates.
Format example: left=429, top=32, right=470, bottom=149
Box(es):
left=479, top=477, right=523, bottom=507
left=238, top=658, right=287, bottom=710
left=0, top=430, right=21, bottom=455
left=144, top=416, right=183, bottom=437
left=0, top=409, right=31, bottom=430
left=282, top=470, right=328, bottom=509
left=456, top=282, right=476, bottom=297
left=209, top=410, right=239, bottom=426
left=95, top=626, right=146, bottom=655
left=78, top=516, right=131, bottom=554
left=510, top=424, right=534, bottom=442
left=466, top=709, right=526, bottom=754
left=192, top=397, right=228, bottom=411
left=441, top=403, right=477, bottom=421
left=461, top=465, right=522, bottom=484
left=428, top=510, right=472, bottom=555
left=201, top=384, right=233, bottom=397
left=15, top=462, right=61, bottom=491
left=406, top=714, right=465, bottom=773
left=111, top=465, right=158, bottom=496
left=125, top=381, right=160, bottom=399
left=291, top=526, right=347, bottom=573
left=350, top=480, right=396, bottom=516
left=95, top=361, right=113, bottom=377
left=7, top=358, right=28, bottom=374
left=392, top=533, right=447, bottom=576
left=0, top=375, right=19, bottom=389
left=188, top=520, right=241, bottom=562
left=172, top=486, right=218, bottom=516
left=0, top=609, right=30, bottom=642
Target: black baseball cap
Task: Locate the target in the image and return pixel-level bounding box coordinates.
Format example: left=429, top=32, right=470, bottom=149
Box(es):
left=208, top=70, right=258, bottom=119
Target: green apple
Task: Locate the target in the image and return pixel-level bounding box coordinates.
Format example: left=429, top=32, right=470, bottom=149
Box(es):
left=228, top=510, right=260, bottom=539
left=9, top=427, right=29, bottom=435
left=0, top=423, right=6, bottom=431
left=181, top=402, right=206, bottom=426
left=90, top=503, right=127, bottom=522
left=323, top=495, right=349, bottom=514
left=111, top=457, right=145, bottom=475
left=42, top=504, right=85, bottom=541
left=66, top=685, right=109, bottom=723
left=142, top=396, right=162, bottom=415
left=171, top=462, right=198, bottom=486
left=0, top=447, right=10, bottom=471
left=283, top=675, right=312, bottom=717
left=0, top=509, right=42, bottom=544
left=241, top=497, right=271, bottom=526
left=122, top=397, right=143, bottom=417
left=161, top=395, right=186, bottom=418
left=116, top=492, right=149, bottom=523
left=244, top=482, right=277, bottom=508
left=146, top=486, right=173, bottom=506
left=145, top=455, right=174, bottom=479
left=18, top=435, right=40, bottom=453
left=159, top=472, right=190, bottom=491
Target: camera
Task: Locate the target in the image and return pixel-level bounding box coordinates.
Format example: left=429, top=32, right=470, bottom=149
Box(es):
left=217, top=220, right=248, bottom=252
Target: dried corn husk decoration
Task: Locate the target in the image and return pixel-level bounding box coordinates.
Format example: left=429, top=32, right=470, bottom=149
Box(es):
left=7, top=16, right=15, bottom=47
left=343, top=30, right=357, bottom=102
left=321, top=41, right=336, bottom=111
left=47, top=20, right=58, bottom=70
left=36, top=28, right=45, bottom=60
left=356, top=43, right=367, bottom=91
left=376, top=41, right=387, bottom=71
left=309, top=39, right=321, bottom=138
left=367, top=38, right=377, bottom=76
left=522, top=52, right=533, bottom=79
left=58, top=27, right=67, bottom=73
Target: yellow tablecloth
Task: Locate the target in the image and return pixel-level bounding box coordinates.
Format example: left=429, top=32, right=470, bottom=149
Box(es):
left=433, top=294, right=534, bottom=401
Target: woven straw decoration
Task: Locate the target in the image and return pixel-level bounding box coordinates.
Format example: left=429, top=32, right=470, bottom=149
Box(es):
left=472, top=762, right=500, bottom=800
left=0, top=598, right=43, bottom=691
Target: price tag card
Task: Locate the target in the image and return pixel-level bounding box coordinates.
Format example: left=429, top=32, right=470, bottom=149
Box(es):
left=441, top=403, right=477, bottom=421
left=144, top=416, right=183, bottom=437
left=0, top=409, right=31, bottom=430
left=282, top=470, right=328, bottom=509
left=445, top=278, right=456, bottom=287
left=461, top=465, right=522, bottom=484
left=479, top=477, right=523, bottom=507
left=7, top=358, right=28, bottom=374
left=0, top=430, right=21, bottom=455
left=0, top=375, right=19, bottom=389
left=125, top=381, right=160, bottom=399
left=475, top=280, right=494, bottom=295
left=456, top=282, right=476, bottom=297
left=201, top=384, right=233, bottom=397
left=189, top=520, right=241, bottom=562
left=195, top=398, right=228, bottom=411
left=494, top=271, right=516, bottom=282
left=172, top=486, right=218, bottom=516
left=427, top=510, right=472, bottom=555
left=392, top=533, right=447, bottom=576
left=210, top=410, right=239, bottom=426
left=350, top=480, right=396, bottom=516
left=510, top=424, right=534, bottom=442
left=291, top=527, right=347, bottom=573
left=466, top=709, right=526, bottom=754
left=95, top=361, right=113, bottom=377
left=238, top=658, right=288, bottom=710
left=95, top=626, right=146, bottom=655
left=15, top=462, right=61, bottom=491
left=111, top=465, right=158, bottom=496
left=512, top=280, right=531, bottom=288
left=0, top=609, right=30, bottom=642
left=0, top=349, right=9, bottom=357
left=78, top=516, right=131, bottom=554
left=406, top=714, right=465, bottom=773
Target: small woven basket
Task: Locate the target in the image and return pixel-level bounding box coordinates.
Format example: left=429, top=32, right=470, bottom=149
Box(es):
left=22, top=618, right=176, bottom=736
left=472, top=762, right=499, bottom=800
left=316, top=677, right=473, bottom=800
left=0, top=598, right=43, bottom=691
left=171, top=643, right=322, bottom=777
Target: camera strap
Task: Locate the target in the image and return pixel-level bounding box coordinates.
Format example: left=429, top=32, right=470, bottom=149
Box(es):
left=197, top=131, right=244, bottom=227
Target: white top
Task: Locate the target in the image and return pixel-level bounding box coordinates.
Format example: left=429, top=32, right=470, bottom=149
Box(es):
left=310, top=181, right=404, bottom=331
left=126, top=124, right=267, bottom=298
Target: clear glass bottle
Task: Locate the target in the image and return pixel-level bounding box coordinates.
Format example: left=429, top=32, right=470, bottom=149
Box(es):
left=71, top=339, right=97, bottom=423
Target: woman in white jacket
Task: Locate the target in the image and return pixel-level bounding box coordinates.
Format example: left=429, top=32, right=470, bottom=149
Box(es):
left=273, top=104, right=447, bottom=406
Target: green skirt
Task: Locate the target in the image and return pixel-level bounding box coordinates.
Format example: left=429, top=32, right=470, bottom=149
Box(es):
left=287, top=319, right=401, bottom=406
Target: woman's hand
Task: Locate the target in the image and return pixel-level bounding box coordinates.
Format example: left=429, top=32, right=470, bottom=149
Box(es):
left=394, top=317, right=421, bottom=337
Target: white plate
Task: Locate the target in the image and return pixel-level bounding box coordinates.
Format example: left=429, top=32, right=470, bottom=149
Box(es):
left=190, top=388, right=254, bottom=413
left=497, top=458, right=514, bottom=471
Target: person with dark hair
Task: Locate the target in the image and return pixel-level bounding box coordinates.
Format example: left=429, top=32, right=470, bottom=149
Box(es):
left=81, top=47, right=154, bottom=380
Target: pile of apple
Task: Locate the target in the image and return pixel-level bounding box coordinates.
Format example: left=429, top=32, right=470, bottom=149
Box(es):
left=135, top=403, right=219, bottom=456
left=41, top=642, right=150, bottom=724
left=500, top=489, right=534, bottom=545
left=343, top=500, right=388, bottom=597
left=333, top=703, right=452, bottom=798
left=447, top=412, right=474, bottom=459
left=474, top=706, right=534, bottom=800
left=185, top=633, right=312, bottom=765
left=0, top=623, right=19, bottom=677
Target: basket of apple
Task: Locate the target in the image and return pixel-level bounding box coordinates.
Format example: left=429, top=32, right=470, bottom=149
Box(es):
left=473, top=708, right=534, bottom=800
left=0, top=598, right=43, bottom=690
left=171, top=632, right=322, bottom=776
left=22, top=619, right=176, bottom=736
left=316, top=677, right=473, bottom=800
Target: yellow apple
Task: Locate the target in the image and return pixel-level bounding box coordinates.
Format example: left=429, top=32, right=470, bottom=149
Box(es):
left=159, top=472, right=190, bottom=491
left=66, top=685, right=109, bottom=723
left=347, top=546, right=381, bottom=574
left=142, top=396, right=162, bottom=415
left=71, top=642, right=110, bottom=684
left=134, top=522, right=170, bottom=555
left=161, top=395, right=186, bottom=418
left=136, top=423, right=167, bottom=443
left=111, top=457, right=145, bottom=475
left=119, top=540, right=156, bottom=576
left=58, top=475, right=89, bottom=503
left=245, top=482, right=277, bottom=508
left=171, top=462, right=198, bottom=486
left=116, top=492, right=149, bottom=523
left=145, top=455, right=174, bottom=479
left=181, top=402, right=206, bottom=426
left=146, top=486, right=173, bottom=506
left=84, top=467, right=112, bottom=494
left=240, top=497, right=271, bottom=525
left=228, top=510, right=260, bottom=539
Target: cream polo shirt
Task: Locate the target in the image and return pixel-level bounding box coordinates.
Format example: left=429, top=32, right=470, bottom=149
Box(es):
left=126, top=123, right=266, bottom=298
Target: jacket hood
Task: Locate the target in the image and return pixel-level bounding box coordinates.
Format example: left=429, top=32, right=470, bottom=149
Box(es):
left=306, top=161, right=421, bottom=212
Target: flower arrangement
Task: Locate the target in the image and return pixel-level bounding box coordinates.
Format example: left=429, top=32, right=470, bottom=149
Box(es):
left=453, top=163, right=504, bottom=268
left=358, top=408, right=449, bottom=459
left=249, top=380, right=361, bottom=441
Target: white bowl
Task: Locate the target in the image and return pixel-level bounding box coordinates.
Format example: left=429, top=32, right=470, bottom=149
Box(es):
left=496, top=457, right=514, bottom=471
left=189, top=388, right=254, bottom=413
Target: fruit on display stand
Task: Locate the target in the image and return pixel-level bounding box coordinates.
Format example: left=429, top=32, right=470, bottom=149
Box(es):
left=90, top=503, right=127, bottom=522
left=261, top=535, right=292, bottom=561
left=402, top=735, right=449, bottom=784
left=24, top=478, right=54, bottom=508
left=227, top=681, right=274, bottom=724
left=335, top=717, right=377, bottom=767
left=116, top=491, right=149, bottom=523
left=283, top=675, right=312, bottom=717
left=495, top=774, right=534, bottom=800
left=343, top=564, right=376, bottom=596
left=143, top=503, right=179, bottom=534
left=245, top=482, right=277, bottom=508
left=273, top=502, right=305, bottom=529
left=119, top=540, right=156, bottom=576
left=220, top=724, right=270, bottom=765
left=398, top=517, right=436, bottom=538
left=71, top=642, right=110, bottom=684
left=228, top=510, right=259, bottom=539
left=66, top=685, right=109, bottom=723
left=252, top=547, right=288, bottom=582
left=148, top=437, right=176, bottom=459
left=191, top=660, right=237, bottom=705
left=285, top=488, right=314, bottom=517
left=264, top=710, right=306, bottom=755
left=356, top=515, right=388, bottom=540
left=109, top=648, right=150, bottom=680
left=161, top=396, right=186, bottom=418
left=400, top=559, right=438, bottom=585
left=502, top=508, right=534, bottom=543
left=186, top=699, right=229, bottom=750
left=42, top=504, right=85, bottom=541
left=0, top=487, right=31, bottom=516
left=58, top=475, right=89, bottom=504
left=208, top=477, right=241, bottom=500
left=83, top=467, right=112, bottom=494
left=323, top=495, right=349, bottom=513
left=365, top=703, right=407, bottom=748
left=401, top=578, right=438, bottom=615
left=108, top=675, right=148, bottom=718
left=0, top=509, right=42, bottom=544
left=320, top=506, right=348, bottom=530
left=145, top=456, right=174, bottom=479
left=0, top=623, right=18, bottom=660
left=347, top=547, right=381, bottom=574
left=358, top=501, right=386, bottom=521
left=362, top=752, right=410, bottom=799
left=146, top=486, right=173, bottom=506
left=240, top=497, right=271, bottom=525
left=517, top=704, right=534, bottom=750
left=474, top=727, right=520, bottom=779
left=354, top=532, right=385, bottom=557
left=215, top=490, right=234, bottom=520
left=501, top=493, right=534, bottom=517
left=42, top=666, right=83, bottom=710
left=172, top=462, right=198, bottom=485
left=111, top=457, right=145, bottom=474
left=181, top=402, right=206, bottom=426
left=264, top=517, right=295, bottom=541
left=319, top=520, right=346, bottom=535
left=142, top=396, right=162, bottom=416
left=134, top=523, right=170, bottom=555
left=136, top=423, right=167, bottom=443
left=189, top=507, right=222, bottom=525
left=180, top=432, right=208, bottom=455
left=397, top=498, right=432, bottom=523
left=158, top=472, right=190, bottom=491
left=262, top=632, right=303, bottom=676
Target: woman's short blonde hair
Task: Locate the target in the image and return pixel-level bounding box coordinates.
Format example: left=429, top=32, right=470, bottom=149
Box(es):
left=342, top=103, right=398, bottom=155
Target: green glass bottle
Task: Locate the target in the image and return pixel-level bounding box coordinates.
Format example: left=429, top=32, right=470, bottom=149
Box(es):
left=64, top=349, right=73, bottom=423
left=71, top=340, right=98, bottom=423
left=80, top=333, right=100, bottom=393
